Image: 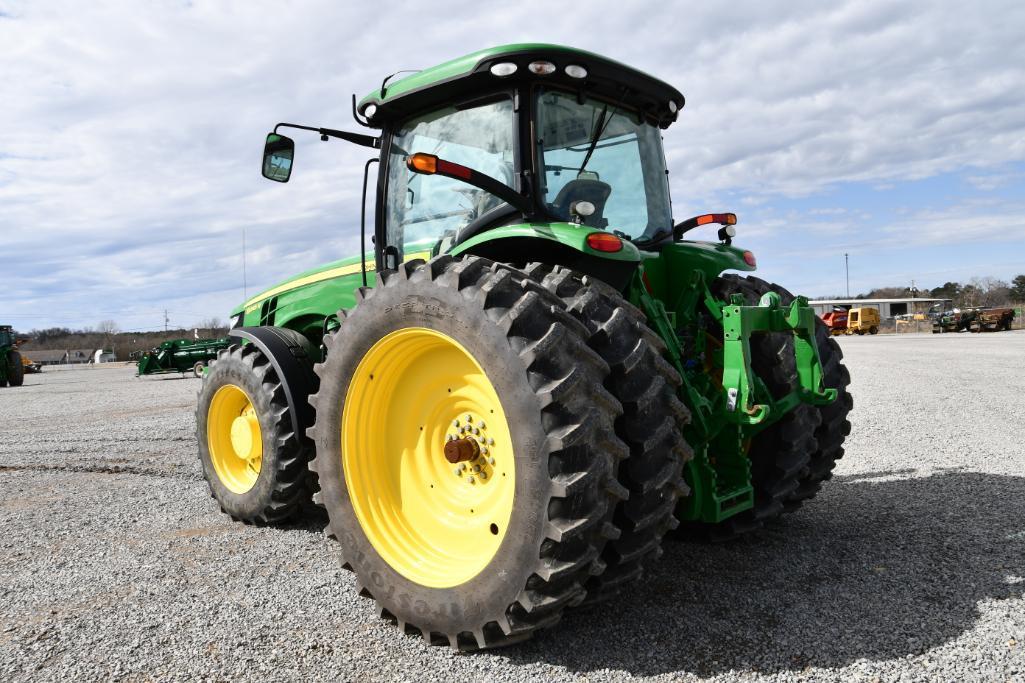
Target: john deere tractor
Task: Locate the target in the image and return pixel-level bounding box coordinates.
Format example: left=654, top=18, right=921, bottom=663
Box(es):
left=1, top=325, right=25, bottom=388
left=197, top=44, right=852, bottom=649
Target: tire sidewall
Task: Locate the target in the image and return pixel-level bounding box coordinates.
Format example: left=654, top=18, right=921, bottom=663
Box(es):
left=315, top=272, right=554, bottom=634
left=197, top=350, right=283, bottom=519
left=8, top=351, right=24, bottom=386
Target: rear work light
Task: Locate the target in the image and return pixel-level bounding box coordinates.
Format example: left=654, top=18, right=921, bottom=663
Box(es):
left=490, top=62, right=517, bottom=77
left=743, top=250, right=757, bottom=267
left=565, top=64, right=588, bottom=79
left=586, top=232, right=623, bottom=253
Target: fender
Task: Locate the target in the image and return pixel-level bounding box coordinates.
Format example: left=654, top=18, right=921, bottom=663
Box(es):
left=228, top=326, right=319, bottom=439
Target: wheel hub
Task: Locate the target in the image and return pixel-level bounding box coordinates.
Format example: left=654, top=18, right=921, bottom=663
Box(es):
left=230, top=414, right=261, bottom=460
left=445, top=413, right=498, bottom=485
left=444, top=436, right=479, bottom=463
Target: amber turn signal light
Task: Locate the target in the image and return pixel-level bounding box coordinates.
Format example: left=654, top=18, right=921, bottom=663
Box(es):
left=407, top=153, right=438, bottom=174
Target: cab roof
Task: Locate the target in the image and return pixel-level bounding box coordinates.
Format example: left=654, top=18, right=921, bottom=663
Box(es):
left=357, top=43, right=684, bottom=129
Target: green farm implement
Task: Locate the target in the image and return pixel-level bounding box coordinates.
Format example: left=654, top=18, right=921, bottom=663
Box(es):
left=0, top=325, right=25, bottom=387
left=932, top=308, right=978, bottom=333
left=137, top=338, right=230, bottom=378
left=196, top=44, right=852, bottom=649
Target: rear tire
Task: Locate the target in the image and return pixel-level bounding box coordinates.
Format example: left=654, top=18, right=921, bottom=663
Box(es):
left=196, top=345, right=313, bottom=524
left=524, top=264, right=692, bottom=603
left=7, top=350, right=24, bottom=387
left=309, top=256, right=626, bottom=650
left=193, top=361, right=206, bottom=378
left=786, top=318, right=853, bottom=508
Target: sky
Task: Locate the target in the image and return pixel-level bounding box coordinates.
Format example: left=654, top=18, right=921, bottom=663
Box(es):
left=2, top=0, right=1024, bottom=332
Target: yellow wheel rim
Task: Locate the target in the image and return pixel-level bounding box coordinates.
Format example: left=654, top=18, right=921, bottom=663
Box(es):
left=342, top=327, right=515, bottom=588
left=208, top=384, right=263, bottom=494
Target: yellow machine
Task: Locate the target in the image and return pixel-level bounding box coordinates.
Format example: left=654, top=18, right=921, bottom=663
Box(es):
left=847, top=307, right=880, bottom=335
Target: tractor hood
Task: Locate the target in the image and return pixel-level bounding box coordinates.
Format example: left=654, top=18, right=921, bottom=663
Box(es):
left=232, top=253, right=375, bottom=318
left=357, top=43, right=684, bottom=130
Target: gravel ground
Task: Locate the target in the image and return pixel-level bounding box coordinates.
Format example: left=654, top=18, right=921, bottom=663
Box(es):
left=1, top=333, right=1023, bottom=682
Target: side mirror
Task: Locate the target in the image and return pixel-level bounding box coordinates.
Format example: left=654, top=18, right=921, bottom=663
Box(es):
left=262, top=133, right=294, bottom=182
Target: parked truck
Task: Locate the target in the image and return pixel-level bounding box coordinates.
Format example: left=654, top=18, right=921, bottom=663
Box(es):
left=196, top=44, right=853, bottom=649
left=137, top=338, right=230, bottom=377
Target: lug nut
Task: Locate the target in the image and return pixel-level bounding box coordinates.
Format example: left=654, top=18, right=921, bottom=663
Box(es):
left=453, top=466, right=462, bottom=476
left=488, top=456, right=495, bottom=465
left=482, top=447, right=489, bottom=455
left=453, top=420, right=460, bottom=428
left=467, top=476, right=475, bottom=484
left=479, top=472, right=487, bottom=480
left=466, top=414, right=473, bottom=423
left=473, top=427, right=480, bottom=435
left=479, top=421, right=486, bottom=429
left=488, top=438, right=495, bottom=446
left=472, top=465, right=480, bottom=473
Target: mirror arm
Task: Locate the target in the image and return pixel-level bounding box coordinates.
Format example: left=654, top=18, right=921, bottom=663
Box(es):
left=273, top=122, right=380, bottom=149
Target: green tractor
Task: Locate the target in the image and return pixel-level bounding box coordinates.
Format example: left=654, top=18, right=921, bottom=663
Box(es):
left=197, top=44, right=852, bottom=649
left=0, top=325, right=26, bottom=388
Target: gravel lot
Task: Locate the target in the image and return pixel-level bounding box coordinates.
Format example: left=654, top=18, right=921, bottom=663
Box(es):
left=1, top=332, right=1024, bottom=682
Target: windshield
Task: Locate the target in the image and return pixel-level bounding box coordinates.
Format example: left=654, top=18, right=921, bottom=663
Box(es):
left=384, top=97, right=516, bottom=257
left=536, top=90, right=673, bottom=240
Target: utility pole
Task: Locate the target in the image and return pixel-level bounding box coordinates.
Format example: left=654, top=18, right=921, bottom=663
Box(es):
left=164, top=309, right=169, bottom=333
left=243, top=227, right=248, bottom=301
left=845, top=253, right=850, bottom=298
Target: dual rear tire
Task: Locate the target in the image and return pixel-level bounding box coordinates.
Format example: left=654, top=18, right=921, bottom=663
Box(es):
left=194, top=259, right=851, bottom=648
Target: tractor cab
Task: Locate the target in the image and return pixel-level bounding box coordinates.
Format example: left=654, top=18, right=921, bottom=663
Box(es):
left=264, top=45, right=687, bottom=284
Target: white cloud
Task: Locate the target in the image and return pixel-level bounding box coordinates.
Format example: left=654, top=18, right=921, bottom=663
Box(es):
left=1, top=0, right=1024, bottom=329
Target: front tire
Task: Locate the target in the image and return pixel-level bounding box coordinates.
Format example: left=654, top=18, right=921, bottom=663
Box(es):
left=196, top=345, right=313, bottom=524
left=309, top=256, right=626, bottom=649
left=7, top=350, right=24, bottom=387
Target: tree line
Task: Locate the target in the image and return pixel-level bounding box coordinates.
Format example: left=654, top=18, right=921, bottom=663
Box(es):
left=13, top=318, right=229, bottom=362
left=839, top=274, right=1025, bottom=310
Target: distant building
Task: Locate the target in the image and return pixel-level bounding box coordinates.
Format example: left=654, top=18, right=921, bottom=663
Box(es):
left=808, top=298, right=952, bottom=320
left=92, top=349, right=116, bottom=363
left=28, top=349, right=69, bottom=365
left=67, top=349, right=93, bottom=364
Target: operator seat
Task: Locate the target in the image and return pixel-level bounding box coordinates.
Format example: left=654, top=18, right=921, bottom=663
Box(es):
left=551, top=179, right=612, bottom=229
